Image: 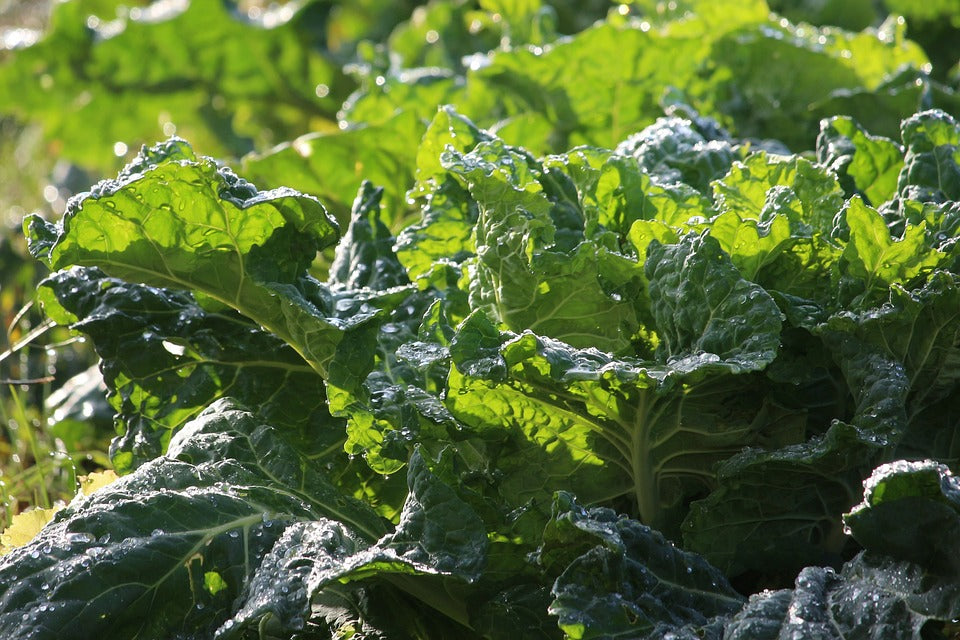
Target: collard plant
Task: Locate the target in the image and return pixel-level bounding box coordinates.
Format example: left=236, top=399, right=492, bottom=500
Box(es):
left=3, top=0, right=960, bottom=639
left=4, top=105, right=960, bottom=637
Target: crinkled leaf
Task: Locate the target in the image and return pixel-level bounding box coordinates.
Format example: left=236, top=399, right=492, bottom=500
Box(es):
left=817, top=116, right=903, bottom=207
left=447, top=313, right=797, bottom=534
left=37, top=267, right=333, bottom=473
left=615, top=114, right=736, bottom=193
left=682, top=422, right=881, bottom=576
left=445, top=138, right=642, bottom=353
left=706, top=209, right=793, bottom=281
left=328, top=181, right=411, bottom=291
left=823, top=272, right=960, bottom=415
left=27, top=139, right=378, bottom=390
left=224, top=449, right=487, bottom=637
left=0, top=400, right=388, bottom=639
left=712, top=151, right=846, bottom=238
left=724, top=555, right=960, bottom=640
left=394, top=108, right=489, bottom=281
left=898, top=109, right=960, bottom=202
left=844, top=460, right=960, bottom=574
left=645, top=233, right=782, bottom=370
left=839, top=196, right=945, bottom=302
left=539, top=492, right=743, bottom=640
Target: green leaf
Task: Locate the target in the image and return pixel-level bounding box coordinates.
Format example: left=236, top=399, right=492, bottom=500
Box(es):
left=37, top=267, right=334, bottom=473
left=540, top=492, right=744, bottom=640
left=839, top=196, right=945, bottom=300
left=386, top=1, right=502, bottom=71
left=0, top=401, right=491, bottom=639
left=447, top=312, right=795, bottom=534
left=898, top=109, right=960, bottom=202
left=395, top=107, right=493, bottom=282
left=708, top=15, right=930, bottom=148
left=712, top=151, right=846, bottom=238
left=844, top=460, right=960, bottom=573
left=823, top=272, right=960, bottom=416
left=241, top=110, right=425, bottom=230
left=646, top=233, right=782, bottom=370
left=682, top=422, right=881, bottom=576
left=445, top=138, right=642, bottom=353
left=816, top=115, right=903, bottom=207
left=329, top=181, right=411, bottom=291
left=27, top=138, right=378, bottom=389
left=615, top=113, right=736, bottom=193
left=0, top=399, right=388, bottom=639
left=224, top=449, right=487, bottom=636
left=0, top=0, right=346, bottom=170
left=706, top=209, right=792, bottom=281
left=724, top=554, right=960, bottom=640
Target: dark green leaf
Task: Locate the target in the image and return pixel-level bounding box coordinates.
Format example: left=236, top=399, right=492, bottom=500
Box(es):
left=541, top=492, right=744, bottom=640
left=844, top=460, right=960, bottom=573
left=37, top=267, right=333, bottom=473
left=724, top=554, right=960, bottom=640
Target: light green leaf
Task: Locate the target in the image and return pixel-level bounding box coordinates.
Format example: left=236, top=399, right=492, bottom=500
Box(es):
left=241, top=111, right=425, bottom=230
left=27, top=138, right=378, bottom=389
left=816, top=115, right=903, bottom=206
left=840, top=196, right=945, bottom=298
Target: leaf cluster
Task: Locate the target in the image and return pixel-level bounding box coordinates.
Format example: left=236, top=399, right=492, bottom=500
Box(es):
left=3, top=0, right=960, bottom=639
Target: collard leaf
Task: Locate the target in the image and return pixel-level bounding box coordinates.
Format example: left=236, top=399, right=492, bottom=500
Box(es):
left=816, top=115, right=903, bottom=207
left=38, top=267, right=333, bottom=473
left=712, top=151, right=846, bottom=237
left=540, top=492, right=744, bottom=640
left=839, top=196, right=945, bottom=302
left=706, top=208, right=793, bottom=281
left=615, top=114, right=736, bottom=193
left=445, top=138, right=642, bottom=353
left=682, top=422, right=880, bottom=576
left=0, top=400, right=386, bottom=639
left=0, top=401, right=490, bottom=640
left=708, top=15, right=930, bottom=148
left=898, top=109, right=960, bottom=202
left=822, top=271, right=960, bottom=415
left=645, top=233, right=782, bottom=371
left=447, top=313, right=796, bottom=534
left=27, top=138, right=379, bottom=389
left=844, top=460, right=960, bottom=573
left=224, top=450, right=487, bottom=636
left=724, top=555, right=960, bottom=640
left=328, top=181, right=411, bottom=291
